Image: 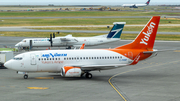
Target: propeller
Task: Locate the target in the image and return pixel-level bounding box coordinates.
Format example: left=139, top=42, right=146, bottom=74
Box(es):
left=49, top=34, right=53, bottom=47
left=53, top=33, right=55, bottom=38
left=49, top=33, right=56, bottom=47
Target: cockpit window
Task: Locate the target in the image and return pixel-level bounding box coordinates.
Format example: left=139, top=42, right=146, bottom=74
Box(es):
left=21, top=40, right=26, bottom=42
left=13, top=57, right=23, bottom=60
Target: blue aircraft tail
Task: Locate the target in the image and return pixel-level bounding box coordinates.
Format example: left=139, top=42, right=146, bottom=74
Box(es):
left=106, top=22, right=126, bottom=38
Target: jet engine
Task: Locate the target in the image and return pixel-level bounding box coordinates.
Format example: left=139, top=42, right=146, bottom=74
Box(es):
left=61, top=66, right=82, bottom=77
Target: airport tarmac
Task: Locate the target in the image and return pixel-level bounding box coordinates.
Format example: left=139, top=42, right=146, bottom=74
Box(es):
left=0, top=36, right=180, bottom=101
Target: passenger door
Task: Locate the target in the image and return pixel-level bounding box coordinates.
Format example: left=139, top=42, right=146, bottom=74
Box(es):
left=30, top=54, right=36, bottom=65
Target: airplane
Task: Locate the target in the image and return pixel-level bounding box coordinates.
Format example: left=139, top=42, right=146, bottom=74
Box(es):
left=5, top=16, right=160, bottom=79
left=122, top=0, right=150, bottom=8
left=15, top=22, right=126, bottom=49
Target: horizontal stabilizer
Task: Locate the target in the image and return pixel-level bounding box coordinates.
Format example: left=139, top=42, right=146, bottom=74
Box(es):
left=143, top=49, right=176, bottom=54
left=130, top=52, right=142, bottom=65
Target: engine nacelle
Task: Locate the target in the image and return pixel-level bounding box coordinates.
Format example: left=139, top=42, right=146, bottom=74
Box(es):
left=61, top=66, right=82, bottom=77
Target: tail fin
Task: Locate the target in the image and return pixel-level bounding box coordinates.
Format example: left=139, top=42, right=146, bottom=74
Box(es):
left=146, top=0, right=150, bottom=5
left=80, top=43, right=85, bottom=49
left=115, top=16, right=160, bottom=50
left=107, top=22, right=126, bottom=38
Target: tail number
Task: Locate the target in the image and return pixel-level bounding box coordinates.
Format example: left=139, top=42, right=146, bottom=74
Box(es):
left=140, top=22, right=156, bottom=45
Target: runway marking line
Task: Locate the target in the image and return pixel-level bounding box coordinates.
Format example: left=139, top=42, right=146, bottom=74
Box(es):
left=108, top=60, right=180, bottom=101
left=35, top=77, right=54, bottom=79
left=27, top=87, right=49, bottom=90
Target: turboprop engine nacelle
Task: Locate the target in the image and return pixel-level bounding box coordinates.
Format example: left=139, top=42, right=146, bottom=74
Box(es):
left=61, top=66, right=82, bottom=77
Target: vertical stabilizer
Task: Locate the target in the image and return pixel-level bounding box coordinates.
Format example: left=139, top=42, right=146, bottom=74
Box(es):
left=146, top=0, right=150, bottom=5
left=107, top=22, right=126, bottom=38
left=115, top=16, right=160, bottom=50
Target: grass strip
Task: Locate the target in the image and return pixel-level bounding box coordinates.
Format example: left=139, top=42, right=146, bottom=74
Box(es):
left=1, top=32, right=180, bottom=41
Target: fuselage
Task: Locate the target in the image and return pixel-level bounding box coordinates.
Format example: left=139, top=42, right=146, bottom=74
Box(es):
left=15, top=37, right=120, bottom=48
left=122, top=4, right=147, bottom=7
left=5, top=49, right=154, bottom=72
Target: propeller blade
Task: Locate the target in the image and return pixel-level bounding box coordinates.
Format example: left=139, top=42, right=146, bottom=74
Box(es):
left=53, top=33, right=55, bottom=38
left=49, top=34, right=53, bottom=47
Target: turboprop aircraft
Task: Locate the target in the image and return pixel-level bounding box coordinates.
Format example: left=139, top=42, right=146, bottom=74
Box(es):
left=122, top=0, right=150, bottom=8
left=5, top=16, right=161, bottom=79
left=15, top=22, right=125, bottom=49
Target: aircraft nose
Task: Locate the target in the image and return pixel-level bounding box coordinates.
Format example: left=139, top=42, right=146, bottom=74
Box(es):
left=15, top=43, right=20, bottom=47
left=4, top=61, right=12, bottom=69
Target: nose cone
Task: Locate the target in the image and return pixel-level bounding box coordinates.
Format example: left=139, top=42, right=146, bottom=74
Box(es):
left=15, top=42, right=21, bottom=47
left=15, top=43, right=19, bottom=47
left=4, top=61, right=12, bottom=69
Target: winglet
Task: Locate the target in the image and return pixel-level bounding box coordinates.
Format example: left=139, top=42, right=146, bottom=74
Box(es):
left=130, top=52, right=143, bottom=65
left=80, top=43, right=85, bottom=49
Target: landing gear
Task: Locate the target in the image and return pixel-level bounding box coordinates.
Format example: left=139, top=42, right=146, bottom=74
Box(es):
left=66, top=46, right=71, bottom=49
left=24, top=74, right=28, bottom=79
left=85, top=73, right=92, bottom=79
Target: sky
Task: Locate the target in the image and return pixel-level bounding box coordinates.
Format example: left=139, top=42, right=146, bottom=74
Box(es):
left=1, top=0, right=180, bottom=5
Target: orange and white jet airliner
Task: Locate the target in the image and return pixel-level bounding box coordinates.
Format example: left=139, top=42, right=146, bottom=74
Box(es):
left=4, top=16, right=160, bottom=79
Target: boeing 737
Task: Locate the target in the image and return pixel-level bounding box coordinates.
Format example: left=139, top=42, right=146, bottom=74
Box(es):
left=5, top=16, right=161, bottom=79
left=122, top=0, right=150, bottom=8
left=15, top=22, right=125, bottom=49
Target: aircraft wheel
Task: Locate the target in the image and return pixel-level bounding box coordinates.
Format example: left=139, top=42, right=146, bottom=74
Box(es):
left=86, top=73, right=92, bottom=79
left=24, top=75, right=28, bottom=79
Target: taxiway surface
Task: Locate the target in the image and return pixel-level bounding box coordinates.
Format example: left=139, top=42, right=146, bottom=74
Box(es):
left=0, top=36, right=180, bottom=101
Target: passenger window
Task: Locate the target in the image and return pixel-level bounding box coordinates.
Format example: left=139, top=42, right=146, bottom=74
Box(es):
left=77, top=57, right=79, bottom=60
left=64, top=58, right=66, bottom=60
left=89, top=57, right=91, bottom=59
left=44, top=58, right=46, bottom=60
left=94, top=57, right=96, bottom=59
left=99, top=57, right=101, bottom=59
left=39, top=58, right=40, bottom=61
left=69, top=58, right=71, bottom=60
left=58, top=58, right=60, bottom=60
left=80, top=57, right=82, bottom=59
left=102, top=57, right=104, bottom=59
left=83, top=57, right=85, bottom=59
left=86, top=57, right=88, bottom=59
left=97, top=57, right=99, bottom=59
left=47, top=58, right=49, bottom=60
left=92, top=57, right=93, bottom=59
left=74, top=57, right=76, bottom=60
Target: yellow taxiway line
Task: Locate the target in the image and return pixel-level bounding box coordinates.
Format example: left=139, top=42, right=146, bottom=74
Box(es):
left=108, top=60, right=180, bottom=101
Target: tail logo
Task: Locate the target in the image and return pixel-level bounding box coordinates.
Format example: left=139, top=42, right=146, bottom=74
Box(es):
left=140, top=22, right=156, bottom=45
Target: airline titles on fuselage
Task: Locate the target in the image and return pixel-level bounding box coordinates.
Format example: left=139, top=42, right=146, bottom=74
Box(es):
left=41, top=53, right=67, bottom=58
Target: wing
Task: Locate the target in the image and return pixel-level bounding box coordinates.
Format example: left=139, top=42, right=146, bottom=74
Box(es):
left=63, top=64, right=128, bottom=71
left=60, top=38, right=78, bottom=43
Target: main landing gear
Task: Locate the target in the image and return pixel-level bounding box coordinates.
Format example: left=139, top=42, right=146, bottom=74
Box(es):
left=24, top=74, right=28, bottom=79
left=85, top=73, right=92, bottom=79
